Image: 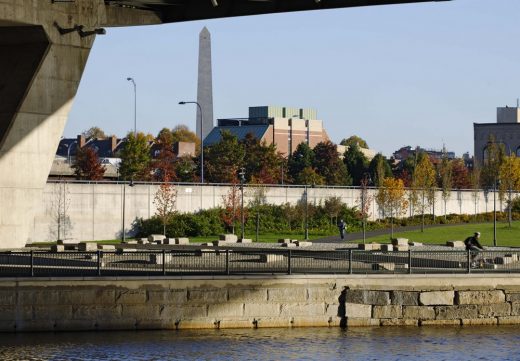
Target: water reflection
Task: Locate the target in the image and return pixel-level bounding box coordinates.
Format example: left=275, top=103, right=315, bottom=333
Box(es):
left=0, top=326, right=518, bottom=360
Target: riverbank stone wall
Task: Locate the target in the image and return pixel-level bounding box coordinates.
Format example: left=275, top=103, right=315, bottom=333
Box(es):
left=1, top=275, right=520, bottom=332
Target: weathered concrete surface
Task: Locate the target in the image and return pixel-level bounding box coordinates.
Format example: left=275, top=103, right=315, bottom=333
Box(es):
left=0, top=0, right=161, bottom=248
left=420, top=291, right=454, bottom=306
left=30, top=183, right=516, bottom=243
left=0, top=274, right=520, bottom=332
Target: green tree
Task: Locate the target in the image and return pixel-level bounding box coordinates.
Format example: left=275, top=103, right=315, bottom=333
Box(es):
left=204, top=131, right=245, bottom=183
left=313, top=141, right=351, bottom=185
left=72, top=146, right=106, bottom=180
left=242, top=133, right=283, bottom=184
left=288, top=143, right=314, bottom=184
left=119, top=132, right=152, bottom=181
left=298, top=166, right=325, bottom=185
left=174, top=156, right=197, bottom=182
left=324, top=196, right=343, bottom=226
left=340, top=135, right=369, bottom=149
left=368, top=153, right=393, bottom=187
left=343, top=143, right=369, bottom=186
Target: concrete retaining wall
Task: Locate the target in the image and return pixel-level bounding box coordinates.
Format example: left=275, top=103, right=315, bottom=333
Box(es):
left=2, top=275, right=520, bottom=332
left=28, top=182, right=513, bottom=243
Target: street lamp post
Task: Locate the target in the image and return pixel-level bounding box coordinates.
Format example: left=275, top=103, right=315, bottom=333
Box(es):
left=179, top=101, right=204, bottom=183
left=126, top=77, right=137, bottom=137
left=493, top=178, right=499, bottom=247
left=361, top=173, right=372, bottom=244
left=239, top=168, right=246, bottom=240
left=304, top=185, right=309, bottom=240
left=66, top=140, right=77, bottom=164
left=122, top=180, right=135, bottom=243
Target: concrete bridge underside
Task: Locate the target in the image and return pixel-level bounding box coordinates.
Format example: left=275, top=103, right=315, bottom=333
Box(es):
left=0, top=0, right=447, bottom=248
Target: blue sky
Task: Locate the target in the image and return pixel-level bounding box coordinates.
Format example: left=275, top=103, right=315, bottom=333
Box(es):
left=66, top=0, right=520, bottom=158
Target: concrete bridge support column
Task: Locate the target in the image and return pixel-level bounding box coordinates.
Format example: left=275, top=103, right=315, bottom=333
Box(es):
left=0, top=1, right=104, bottom=248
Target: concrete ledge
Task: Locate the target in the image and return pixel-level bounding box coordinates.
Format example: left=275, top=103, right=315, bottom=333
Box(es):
left=461, top=318, right=498, bottom=326
left=419, top=319, right=461, bottom=326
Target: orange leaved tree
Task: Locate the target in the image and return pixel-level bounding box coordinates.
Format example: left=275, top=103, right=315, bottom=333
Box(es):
left=377, top=177, right=408, bottom=239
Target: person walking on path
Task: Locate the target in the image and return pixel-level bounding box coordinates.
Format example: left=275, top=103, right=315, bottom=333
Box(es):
left=338, top=219, right=346, bottom=240
left=464, top=232, right=485, bottom=267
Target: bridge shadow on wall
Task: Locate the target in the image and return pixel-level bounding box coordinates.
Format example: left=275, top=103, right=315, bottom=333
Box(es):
left=0, top=26, right=50, bottom=154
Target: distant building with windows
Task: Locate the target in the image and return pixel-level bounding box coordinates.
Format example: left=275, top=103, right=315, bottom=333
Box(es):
left=392, top=145, right=455, bottom=164
left=51, top=134, right=195, bottom=179
left=474, top=105, right=520, bottom=165
left=204, top=106, right=329, bottom=156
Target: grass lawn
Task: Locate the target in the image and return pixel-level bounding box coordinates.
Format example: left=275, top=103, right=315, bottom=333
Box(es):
left=364, top=221, right=520, bottom=247
left=28, top=222, right=520, bottom=248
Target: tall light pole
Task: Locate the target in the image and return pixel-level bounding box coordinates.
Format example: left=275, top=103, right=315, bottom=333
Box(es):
left=239, top=167, right=246, bottom=240
left=361, top=173, right=372, bottom=244
left=304, top=185, right=309, bottom=240
left=493, top=178, right=497, bottom=247
left=122, top=180, right=135, bottom=243
left=179, top=101, right=204, bottom=183
left=127, top=77, right=137, bottom=137
left=66, top=140, right=77, bottom=164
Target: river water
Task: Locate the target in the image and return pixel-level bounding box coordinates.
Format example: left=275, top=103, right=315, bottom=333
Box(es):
left=0, top=326, right=518, bottom=361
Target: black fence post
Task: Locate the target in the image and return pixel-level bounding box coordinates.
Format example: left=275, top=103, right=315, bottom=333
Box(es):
left=225, top=250, right=230, bottom=275
left=97, top=250, right=101, bottom=276
left=408, top=249, right=412, bottom=274
left=30, top=250, right=34, bottom=277
left=256, top=213, right=260, bottom=243
left=162, top=250, right=166, bottom=276
left=348, top=250, right=353, bottom=274
left=288, top=250, right=292, bottom=275
left=467, top=250, right=471, bottom=274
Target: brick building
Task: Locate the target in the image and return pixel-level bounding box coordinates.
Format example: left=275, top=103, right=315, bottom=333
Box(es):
left=204, top=106, right=329, bottom=156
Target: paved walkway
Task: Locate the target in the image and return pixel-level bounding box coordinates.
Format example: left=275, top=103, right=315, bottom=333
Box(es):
left=314, top=223, right=473, bottom=243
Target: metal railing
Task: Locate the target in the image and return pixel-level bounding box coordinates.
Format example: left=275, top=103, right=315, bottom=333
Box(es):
left=1, top=249, right=520, bottom=277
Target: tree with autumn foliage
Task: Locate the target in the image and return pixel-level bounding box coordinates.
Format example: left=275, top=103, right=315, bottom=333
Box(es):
left=499, top=155, right=520, bottom=227
left=153, top=130, right=177, bottom=182
left=72, top=146, right=106, bottom=180
left=450, top=158, right=471, bottom=189
left=413, top=153, right=436, bottom=232
left=153, top=175, right=177, bottom=236
left=221, top=180, right=247, bottom=234
left=437, top=151, right=453, bottom=220
left=376, top=177, right=408, bottom=239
